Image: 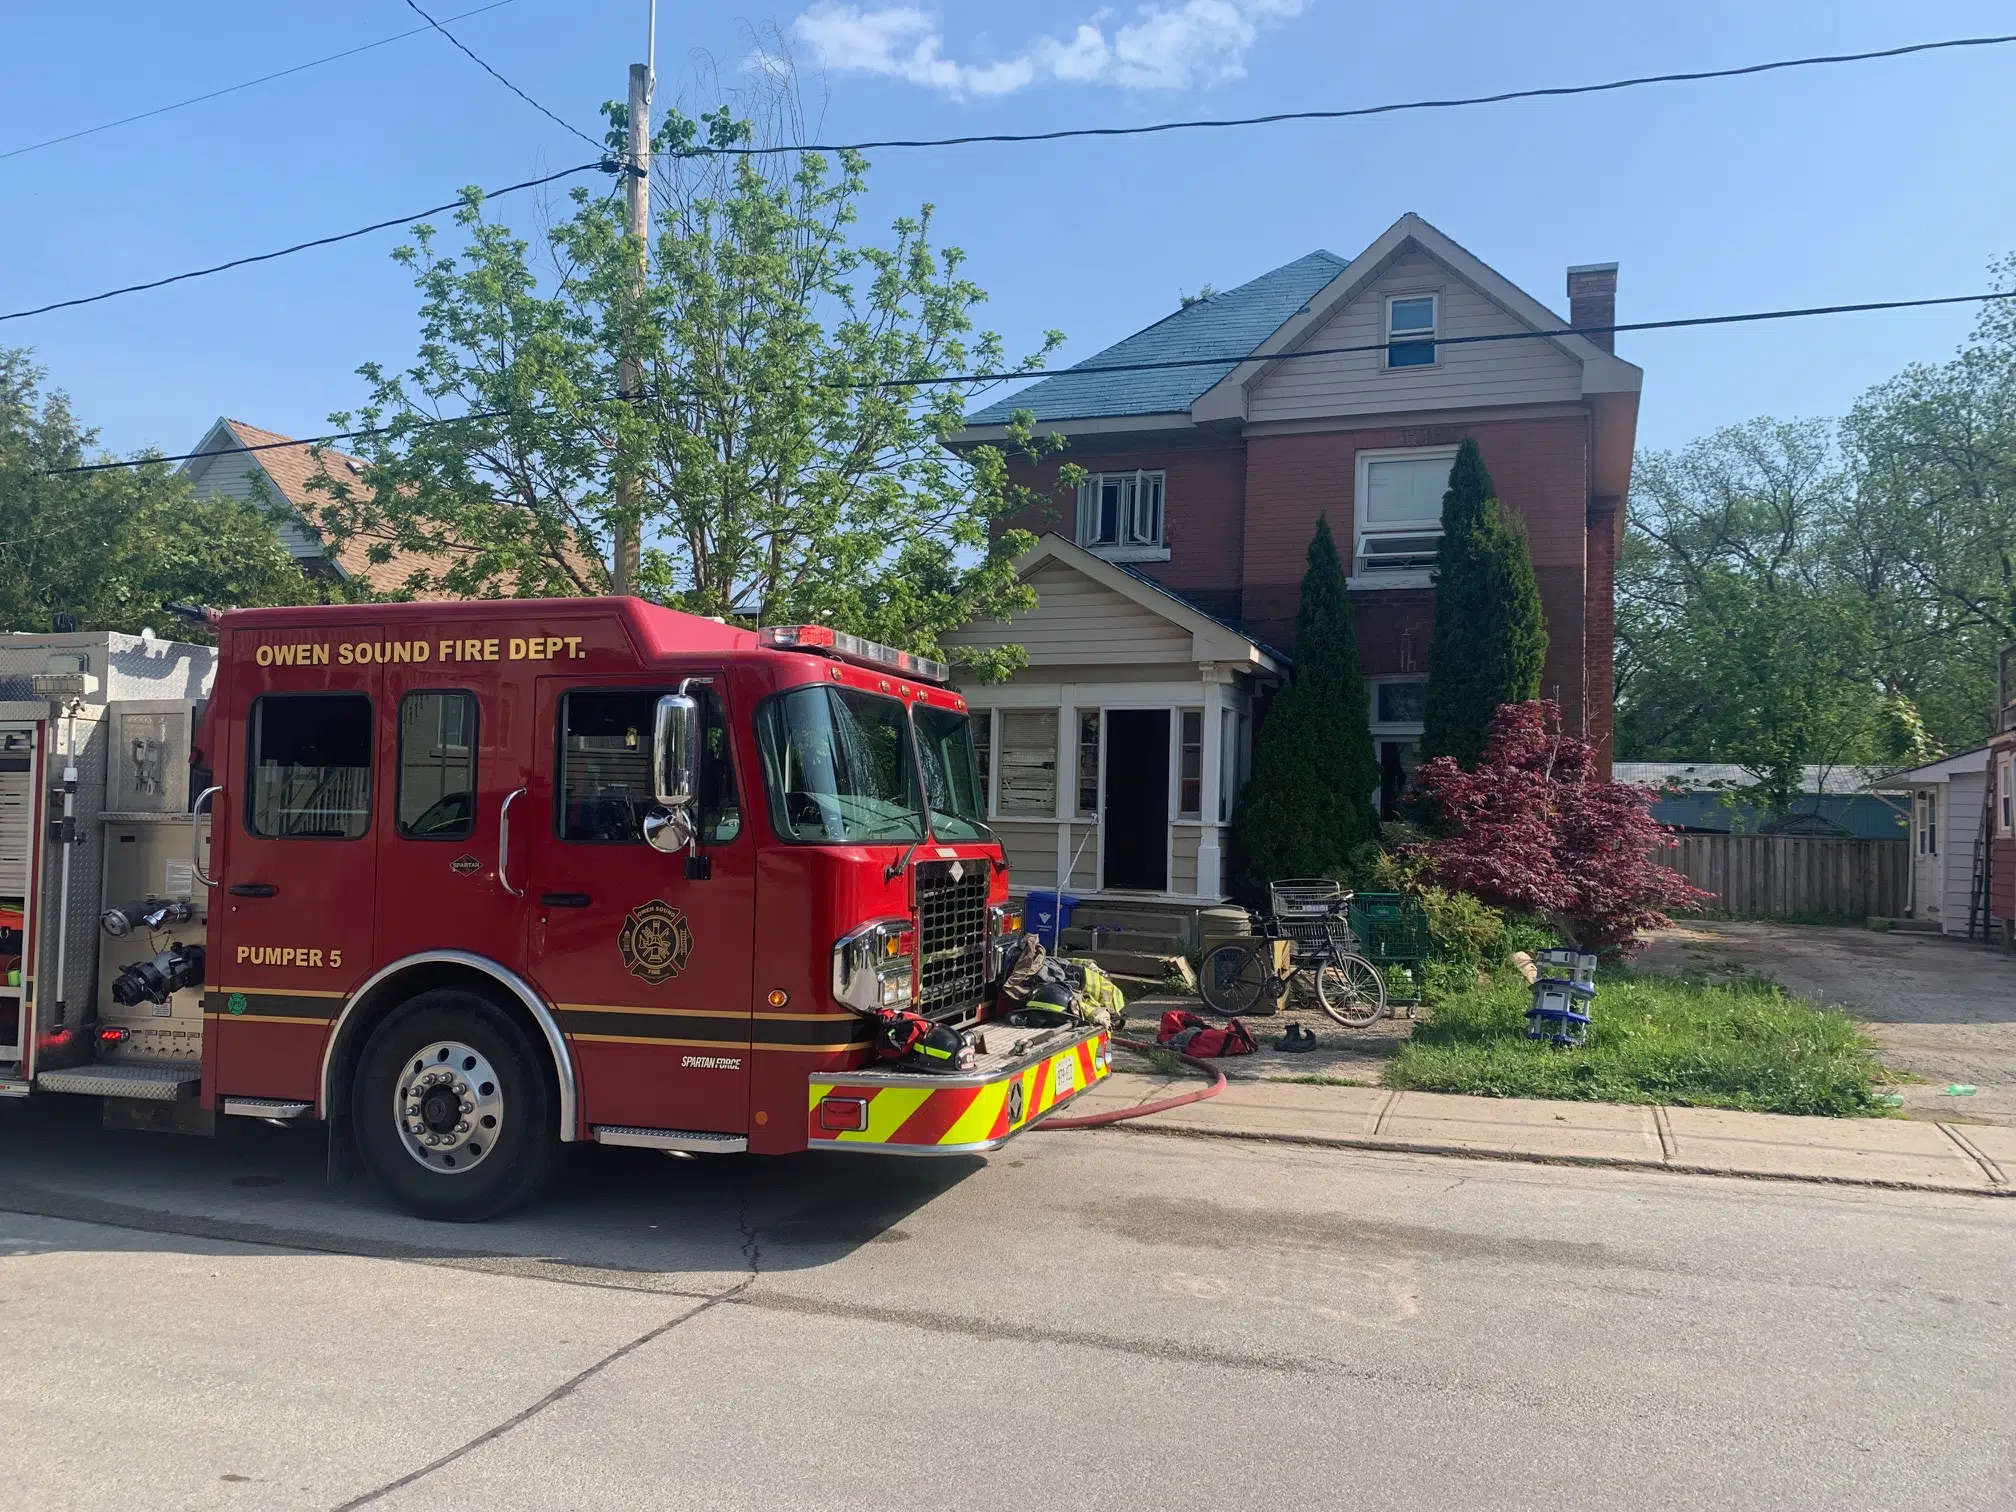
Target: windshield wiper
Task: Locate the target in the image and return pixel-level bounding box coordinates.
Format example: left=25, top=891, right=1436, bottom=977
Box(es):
left=884, top=832, right=928, bottom=884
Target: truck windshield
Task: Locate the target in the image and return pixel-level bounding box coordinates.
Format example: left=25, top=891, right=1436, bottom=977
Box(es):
left=912, top=703, right=989, bottom=842
left=756, top=685, right=925, bottom=844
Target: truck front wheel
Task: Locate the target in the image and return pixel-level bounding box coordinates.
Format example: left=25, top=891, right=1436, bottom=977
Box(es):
left=353, top=988, right=563, bottom=1221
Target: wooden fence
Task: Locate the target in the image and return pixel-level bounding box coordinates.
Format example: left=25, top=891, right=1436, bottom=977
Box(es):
left=1661, top=835, right=1908, bottom=921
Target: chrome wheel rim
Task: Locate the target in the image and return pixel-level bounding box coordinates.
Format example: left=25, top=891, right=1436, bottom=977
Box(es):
left=394, top=1041, right=503, bottom=1174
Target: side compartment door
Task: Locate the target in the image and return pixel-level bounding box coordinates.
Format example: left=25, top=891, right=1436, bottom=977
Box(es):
left=522, top=676, right=755, bottom=1135
left=210, top=643, right=382, bottom=1101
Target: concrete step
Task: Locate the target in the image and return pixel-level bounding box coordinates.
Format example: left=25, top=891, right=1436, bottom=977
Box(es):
left=1869, top=916, right=1944, bottom=935
left=1080, top=948, right=1191, bottom=984
left=1058, top=926, right=1192, bottom=955
left=1065, top=907, right=1190, bottom=940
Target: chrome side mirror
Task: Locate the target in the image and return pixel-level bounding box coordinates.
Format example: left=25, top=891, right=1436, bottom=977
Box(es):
left=653, top=693, right=699, bottom=807
left=646, top=693, right=701, bottom=854
left=643, top=804, right=698, bottom=855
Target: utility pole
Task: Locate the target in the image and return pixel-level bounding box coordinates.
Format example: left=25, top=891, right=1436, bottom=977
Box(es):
left=610, top=59, right=650, bottom=596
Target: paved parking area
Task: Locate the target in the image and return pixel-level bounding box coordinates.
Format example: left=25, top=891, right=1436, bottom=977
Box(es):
left=1640, top=921, right=2016, bottom=1126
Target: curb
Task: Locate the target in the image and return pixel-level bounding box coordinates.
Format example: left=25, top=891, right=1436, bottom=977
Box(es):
left=1072, top=1117, right=2016, bottom=1198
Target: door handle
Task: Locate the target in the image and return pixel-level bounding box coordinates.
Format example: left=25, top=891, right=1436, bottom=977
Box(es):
left=228, top=882, right=277, bottom=898
left=499, top=787, right=526, bottom=899
left=192, top=785, right=220, bottom=887
left=539, top=892, right=592, bottom=908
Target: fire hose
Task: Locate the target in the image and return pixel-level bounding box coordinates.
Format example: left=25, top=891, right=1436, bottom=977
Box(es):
left=1033, top=1033, right=1226, bottom=1130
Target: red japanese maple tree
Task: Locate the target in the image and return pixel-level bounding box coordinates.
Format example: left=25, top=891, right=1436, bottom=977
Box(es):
left=1411, top=701, right=1710, bottom=955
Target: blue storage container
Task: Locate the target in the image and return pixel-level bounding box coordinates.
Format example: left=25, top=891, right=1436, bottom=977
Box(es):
left=1023, top=890, right=1081, bottom=948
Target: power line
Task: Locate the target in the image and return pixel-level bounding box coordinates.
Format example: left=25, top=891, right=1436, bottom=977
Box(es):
left=7, top=30, right=2007, bottom=327
left=400, top=0, right=603, bottom=153
left=39, top=287, right=2016, bottom=477
left=0, top=1, right=521, bottom=164
left=0, top=159, right=611, bottom=324
left=671, top=31, right=2016, bottom=157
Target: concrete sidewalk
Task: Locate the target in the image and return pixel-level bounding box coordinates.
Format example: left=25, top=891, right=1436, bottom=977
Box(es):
left=1060, top=1072, right=2016, bottom=1195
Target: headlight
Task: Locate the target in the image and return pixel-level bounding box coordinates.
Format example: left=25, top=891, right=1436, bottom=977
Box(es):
left=832, top=918, right=916, bottom=1015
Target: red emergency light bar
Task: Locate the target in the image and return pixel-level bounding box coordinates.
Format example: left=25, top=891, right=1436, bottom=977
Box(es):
left=759, top=625, right=950, bottom=686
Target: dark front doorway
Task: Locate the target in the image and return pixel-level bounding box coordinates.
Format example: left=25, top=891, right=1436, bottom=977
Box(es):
left=1103, top=710, right=1169, bottom=891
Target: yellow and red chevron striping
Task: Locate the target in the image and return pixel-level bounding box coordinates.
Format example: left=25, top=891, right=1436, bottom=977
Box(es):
left=807, top=1031, right=1109, bottom=1151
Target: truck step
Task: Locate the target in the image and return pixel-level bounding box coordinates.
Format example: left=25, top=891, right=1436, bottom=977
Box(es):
left=38, top=1063, right=199, bottom=1101
left=222, top=1097, right=314, bottom=1121
left=594, top=1126, right=749, bottom=1153
left=0, top=1078, right=29, bottom=1098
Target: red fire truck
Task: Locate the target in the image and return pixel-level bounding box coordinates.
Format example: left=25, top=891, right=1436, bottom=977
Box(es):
left=1, top=601, right=1110, bottom=1219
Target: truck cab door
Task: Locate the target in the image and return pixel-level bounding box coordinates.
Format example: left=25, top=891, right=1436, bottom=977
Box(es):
left=522, top=675, right=754, bottom=1136
left=209, top=640, right=381, bottom=1103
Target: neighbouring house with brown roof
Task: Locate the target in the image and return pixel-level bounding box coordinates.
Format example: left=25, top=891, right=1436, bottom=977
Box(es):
left=942, top=213, right=1642, bottom=914
left=178, top=418, right=468, bottom=594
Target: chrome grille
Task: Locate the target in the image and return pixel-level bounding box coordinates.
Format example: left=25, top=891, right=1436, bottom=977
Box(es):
left=914, top=859, right=990, bottom=1021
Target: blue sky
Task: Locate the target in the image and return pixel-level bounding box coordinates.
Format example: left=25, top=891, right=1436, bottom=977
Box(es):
left=3, top=0, right=2012, bottom=459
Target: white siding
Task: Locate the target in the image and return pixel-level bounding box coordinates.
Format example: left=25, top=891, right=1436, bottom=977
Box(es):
left=1247, top=248, right=1585, bottom=423
left=186, top=455, right=323, bottom=558
left=994, top=819, right=1059, bottom=890
left=941, top=562, right=1192, bottom=666
left=1941, top=772, right=1989, bottom=933
left=1067, top=821, right=1100, bottom=891
left=1170, top=827, right=1200, bottom=896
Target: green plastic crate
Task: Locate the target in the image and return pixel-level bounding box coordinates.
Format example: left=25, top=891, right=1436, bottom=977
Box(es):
left=1346, top=891, right=1431, bottom=965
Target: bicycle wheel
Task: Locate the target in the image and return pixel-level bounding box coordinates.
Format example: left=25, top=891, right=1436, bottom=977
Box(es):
left=1198, top=943, right=1271, bottom=1016
left=1315, top=951, right=1387, bottom=1028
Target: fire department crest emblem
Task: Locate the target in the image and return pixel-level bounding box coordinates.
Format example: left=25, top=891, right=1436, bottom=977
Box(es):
left=618, top=900, right=693, bottom=985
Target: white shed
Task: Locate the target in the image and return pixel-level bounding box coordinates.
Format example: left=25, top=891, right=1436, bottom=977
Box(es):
left=1882, top=747, right=1993, bottom=934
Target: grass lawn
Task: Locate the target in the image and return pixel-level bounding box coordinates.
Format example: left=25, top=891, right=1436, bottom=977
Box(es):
left=1385, top=966, right=1886, bottom=1117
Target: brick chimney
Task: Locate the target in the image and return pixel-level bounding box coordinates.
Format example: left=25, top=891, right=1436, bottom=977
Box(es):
left=1567, top=262, right=1618, bottom=352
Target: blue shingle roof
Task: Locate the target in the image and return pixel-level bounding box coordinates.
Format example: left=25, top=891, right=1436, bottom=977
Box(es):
left=966, top=250, right=1348, bottom=426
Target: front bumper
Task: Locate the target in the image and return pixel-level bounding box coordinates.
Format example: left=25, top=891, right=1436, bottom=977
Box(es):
left=807, top=1023, right=1112, bottom=1154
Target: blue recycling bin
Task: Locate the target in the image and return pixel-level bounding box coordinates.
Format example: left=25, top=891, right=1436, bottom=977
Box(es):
left=1023, top=890, right=1081, bottom=950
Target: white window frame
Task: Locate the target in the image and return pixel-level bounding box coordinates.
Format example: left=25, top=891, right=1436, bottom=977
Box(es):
left=1384, top=292, right=1440, bottom=370
left=1916, top=788, right=1939, bottom=857
left=1076, top=470, right=1169, bottom=562
left=1352, top=445, right=1456, bottom=589
left=1998, top=754, right=2013, bottom=838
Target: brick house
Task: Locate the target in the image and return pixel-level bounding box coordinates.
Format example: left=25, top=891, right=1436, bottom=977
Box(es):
left=943, top=214, right=1642, bottom=907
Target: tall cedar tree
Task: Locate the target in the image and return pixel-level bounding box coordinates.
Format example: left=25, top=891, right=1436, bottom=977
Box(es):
left=1420, top=438, right=1548, bottom=766
left=1229, top=516, right=1380, bottom=898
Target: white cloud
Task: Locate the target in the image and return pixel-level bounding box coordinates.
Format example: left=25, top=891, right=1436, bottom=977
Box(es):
left=790, top=1, right=1308, bottom=98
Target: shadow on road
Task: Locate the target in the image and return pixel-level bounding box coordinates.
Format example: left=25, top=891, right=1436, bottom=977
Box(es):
left=0, top=1094, right=979, bottom=1280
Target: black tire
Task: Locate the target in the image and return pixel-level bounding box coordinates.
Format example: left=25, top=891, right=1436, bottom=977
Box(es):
left=1198, top=942, right=1270, bottom=1016
left=1316, top=952, right=1387, bottom=1029
left=352, top=987, right=564, bottom=1222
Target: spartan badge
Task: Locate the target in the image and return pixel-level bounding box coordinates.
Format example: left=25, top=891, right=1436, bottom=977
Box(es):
left=450, top=854, right=482, bottom=876
left=618, top=900, right=693, bottom=985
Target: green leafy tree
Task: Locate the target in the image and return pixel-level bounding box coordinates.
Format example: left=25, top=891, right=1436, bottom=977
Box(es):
left=1420, top=438, right=1548, bottom=766
left=0, top=349, right=327, bottom=636
left=1229, top=517, right=1380, bottom=898
left=1617, top=417, right=1936, bottom=810
left=309, top=88, right=1065, bottom=680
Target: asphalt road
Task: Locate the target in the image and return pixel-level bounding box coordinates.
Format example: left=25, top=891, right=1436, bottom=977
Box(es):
left=1, top=1097, right=2011, bottom=1511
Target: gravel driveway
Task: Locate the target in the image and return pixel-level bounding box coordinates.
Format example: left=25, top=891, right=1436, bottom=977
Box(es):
left=1639, top=921, right=2016, bottom=1126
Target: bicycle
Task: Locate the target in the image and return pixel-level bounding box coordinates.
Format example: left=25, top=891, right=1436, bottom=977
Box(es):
left=1196, top=880, right=1388, bottom=1028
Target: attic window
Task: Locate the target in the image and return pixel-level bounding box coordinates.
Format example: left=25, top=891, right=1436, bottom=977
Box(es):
left=1385, top=294, right=1438, bottom=368
left=1077, top=471, right=1164, bottom=555
left=343, top=458, right=365, bottom=475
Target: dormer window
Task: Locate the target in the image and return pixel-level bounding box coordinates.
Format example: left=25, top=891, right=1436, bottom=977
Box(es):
left=1077, top=471, right=1166, bottom=559
left=1385, top=294, right=1438, bottom=368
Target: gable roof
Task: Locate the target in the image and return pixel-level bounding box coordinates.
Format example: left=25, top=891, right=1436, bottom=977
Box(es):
left=1192, top=213, right=1641, bottom=424
left=1871, top=745, right=1994, bottom=787
left=180, top=419, right=604, bottom=597
left=964, top=251, right=1347, bottom=426
left=179, top=419, right=446, bottom=592
left=944, top=533, right=1283, bottom=674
